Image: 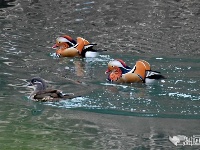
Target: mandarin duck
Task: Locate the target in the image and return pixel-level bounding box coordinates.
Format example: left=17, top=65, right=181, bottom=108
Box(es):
left=52, top=35, right=100, bottom=57
left=105, top=59, right=166, bottom=84
left=27, top=77, right=79, bottom=102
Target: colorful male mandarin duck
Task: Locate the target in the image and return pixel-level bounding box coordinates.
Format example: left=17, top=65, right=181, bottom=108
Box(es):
left=27, top=77, right=79, bottom=102
left=52, top=35, right=99, bottom=57
left=105, top=59, right=165, bottom=84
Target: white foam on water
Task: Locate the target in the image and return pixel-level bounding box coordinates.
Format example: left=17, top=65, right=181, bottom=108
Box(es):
left=85, top=54, right=111, bottom=63
left=101, top=82, right=129, bottom=88
left=45, top=96, right=101, bottom=109
left=168, top=92, right=200, bottom=100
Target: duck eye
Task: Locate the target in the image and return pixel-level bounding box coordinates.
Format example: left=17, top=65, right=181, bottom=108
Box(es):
left=32, top=80, right=36, bottom=83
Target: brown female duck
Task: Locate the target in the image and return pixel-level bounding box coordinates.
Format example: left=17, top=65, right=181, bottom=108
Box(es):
left=27, top=77, right=79, bottom=102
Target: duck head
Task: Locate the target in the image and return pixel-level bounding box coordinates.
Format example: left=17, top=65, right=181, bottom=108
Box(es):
left=105, top=60, right=128, bottom=82
left=105, top=59, right=130, bottom=74
left=27, top=77, right=46, bottom=92
left=52, top=35, right=77, bottom=49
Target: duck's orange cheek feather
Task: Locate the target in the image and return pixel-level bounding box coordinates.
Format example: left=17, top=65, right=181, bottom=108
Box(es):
left=110, top=73, right=121, bottom=81
left=56, top=49, right=62, bottom=54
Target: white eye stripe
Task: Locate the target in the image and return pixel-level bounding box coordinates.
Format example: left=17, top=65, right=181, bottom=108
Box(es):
left=57, top=37, right=74, bottom=46
left=33, top=81, right=42, bottom=84
left=109, top=60, right=124, bottom=68
left=57, top=37, right=68, bottom=42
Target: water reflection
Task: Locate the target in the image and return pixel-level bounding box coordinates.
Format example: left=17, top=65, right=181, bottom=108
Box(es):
left=30, top=102, right=45, bottom=116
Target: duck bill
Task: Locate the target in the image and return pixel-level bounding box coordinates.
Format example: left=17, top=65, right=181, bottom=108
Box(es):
left=105, top=69, right=111, bottom=74
left=26, top=80, right=33, bottom=86
left=52, top=44, right=58, bottom=49
left=27, top=83, right=33, bottom=86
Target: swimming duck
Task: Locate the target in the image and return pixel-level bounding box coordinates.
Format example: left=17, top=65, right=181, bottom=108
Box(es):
left=27, top=77, right=78, bottom=102
left=105, top=59, right=165, bottom=84
left=52, top=35, right=100, bottom=57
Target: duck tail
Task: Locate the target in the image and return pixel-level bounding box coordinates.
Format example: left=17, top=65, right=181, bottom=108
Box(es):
left=146, top=70, right=166, bottom=80
left=63, top=94, right=82, bottom=99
